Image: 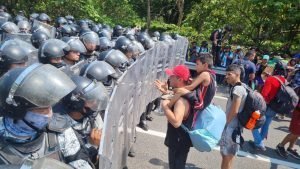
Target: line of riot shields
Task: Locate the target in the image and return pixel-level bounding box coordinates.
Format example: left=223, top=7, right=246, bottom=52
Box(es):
left=98, top=36, right=188, bottom=169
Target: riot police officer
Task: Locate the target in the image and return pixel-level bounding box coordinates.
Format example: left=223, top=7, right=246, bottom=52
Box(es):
left=31, top=31, right=50, bottom=49
left=80, top=31, right=100, bottom=62
left=98, top=37, right=112, bottom=52
left=0, top=64, right=94, bottom=168
left=98, top=29, right=112, bottom=41
left=152, top=31, right=160, bottom=42
left=80, top=61, right=118, bottom=96
left=112, top=25, right=124, bottom=39
left=17, top=20, right=31, bottom=33
left=0, top=21, right=19, bottom=34
left=0, top=45, right=28, bottom=76
left=137, top=32, right=155, bottom=50
left=54, top=75, right=109, bottom=165
left=37, top=13, right=51, bottom=24
left=114, top=36, right=135, bottom=64
left=62, top=36, right=87, bottom=66
left=38, top=39, right=70, bottom=68
left=97, top=49, right=129, bottom=74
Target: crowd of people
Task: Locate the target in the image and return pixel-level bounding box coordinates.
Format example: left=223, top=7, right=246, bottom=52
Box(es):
left=158, top=26, right=299, bottom=169
left=0, top=5, right=180, bottom=169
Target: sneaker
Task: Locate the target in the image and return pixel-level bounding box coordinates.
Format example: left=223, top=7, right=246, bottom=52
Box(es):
left=248, top=140, right=266, bottom=151
left=276, top=144, right=288, bottom=159
left=287, top=148, right=300, bottom=160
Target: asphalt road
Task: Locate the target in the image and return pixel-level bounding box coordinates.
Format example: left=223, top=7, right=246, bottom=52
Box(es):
left=127, top=86, right=300, bottom=169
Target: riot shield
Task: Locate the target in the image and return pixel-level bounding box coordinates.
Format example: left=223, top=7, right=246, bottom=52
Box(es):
left=32, top=20, right=56, bottom=38
left=1, top=32, right=32, bottom=43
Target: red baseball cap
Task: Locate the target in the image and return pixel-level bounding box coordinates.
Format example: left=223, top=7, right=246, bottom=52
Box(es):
left=165, top=65, right=190, bottom=81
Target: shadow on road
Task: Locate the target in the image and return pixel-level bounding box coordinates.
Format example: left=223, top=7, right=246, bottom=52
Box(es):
left=149, top=158, right=203, bottom=169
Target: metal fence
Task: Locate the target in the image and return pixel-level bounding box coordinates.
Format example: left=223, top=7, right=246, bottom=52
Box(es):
left=98, top=37, right=189, bottom=169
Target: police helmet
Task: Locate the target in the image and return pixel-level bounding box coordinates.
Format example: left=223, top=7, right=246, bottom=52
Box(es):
left=14, top=15, right=28, bottom=24
left=37, top=13, right=51, bottom=23
left=0, top=11, right=12, bottom=21
left=137, top=32, right=155, bottom=50
left=31, top=31, right=50, bottom=48
left=63, top=75, right=108, bottom=112
left=31, top=24, right=51, bottom=37
left=99, top=37, right=112, bottom=52
left=55, top=17, right=67, bottom=27
left=18, top=20, right=31, bottom=33
left=0, top=21, right=19, bottom=33
left=113, top=25, right=123, bottom=37
left=80, top=61, right=118, bottom=85
left=114, top=36, right=134, bottom=54
left=38, top=39, right=70, bottom=64
left=80, top=31, right=100, bottom=47
left=60, top=24, right=73, bottom=37
left=153, top=31, right=160, bottom=38
left=30, top=13, right=39, bottom=20
left=0, top=63, right=76, bottom=119
left=65, top=15, right=74, bottom=22
left=126, top=34, right=136, bottom=41
left=98, top=49, right=129, bottom=71
left=62, top=37, right=87, bottom=54
left=98, top=29, right=112, bottom=40
left=0, top=45, right=28, bottom=73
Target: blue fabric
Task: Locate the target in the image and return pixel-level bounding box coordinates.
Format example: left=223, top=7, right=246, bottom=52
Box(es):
left=181, top=104, right=226, bottom=152
left=251, top=107, right=276, bottom=146
left=242, top=59, right=256, bottom=84
left=2, top=111, right=51, bottom=142
left=220, top=52, right=233, bottom=68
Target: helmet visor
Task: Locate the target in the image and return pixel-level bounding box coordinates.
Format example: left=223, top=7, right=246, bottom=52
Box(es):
left=81, top=82, right=109, bottom=111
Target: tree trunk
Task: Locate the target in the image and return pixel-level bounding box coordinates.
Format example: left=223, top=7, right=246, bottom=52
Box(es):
left=176, top=0, right=184, bottom=26
left=147, top=0, right=151, bottom=29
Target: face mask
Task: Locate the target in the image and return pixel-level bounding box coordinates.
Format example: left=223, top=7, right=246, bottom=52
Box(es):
left=24, top=111, right=52, bottom=130
left=3, top=111, right=51, bottom=141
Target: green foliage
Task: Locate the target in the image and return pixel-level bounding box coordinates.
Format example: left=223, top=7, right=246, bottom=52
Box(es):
left=8, top=0, right=300, bottom=52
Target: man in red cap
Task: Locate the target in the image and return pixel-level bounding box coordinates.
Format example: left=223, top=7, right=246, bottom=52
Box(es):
left=156, top=65, right=194, bottom=169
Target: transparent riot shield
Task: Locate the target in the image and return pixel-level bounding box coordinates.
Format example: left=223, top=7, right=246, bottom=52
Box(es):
left=32, top=20, right=56, bottom=38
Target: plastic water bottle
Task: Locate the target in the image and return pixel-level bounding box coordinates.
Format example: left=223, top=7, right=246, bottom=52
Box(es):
left=245, top=111, right=260, bottom=130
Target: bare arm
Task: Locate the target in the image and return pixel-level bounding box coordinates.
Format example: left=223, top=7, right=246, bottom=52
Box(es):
left=167, top=72, right=211, bottom=108
left=226, top=94, right=242, bottom=124
left=162, top=99, right=187, bottom=128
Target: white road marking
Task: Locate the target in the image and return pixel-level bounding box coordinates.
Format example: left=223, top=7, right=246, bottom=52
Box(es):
left=136, top=128, right=300, bottom=169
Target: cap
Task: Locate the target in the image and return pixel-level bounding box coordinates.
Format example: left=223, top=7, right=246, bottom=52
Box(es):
left=262, top=55, right=269, bottom=60
left=165, top=65, right=190, bottom=81
left=236, top=46, right=241, bottom=50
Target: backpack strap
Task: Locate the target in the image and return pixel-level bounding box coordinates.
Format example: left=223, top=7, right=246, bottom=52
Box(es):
left=230, top=82, right=242, bottom=100
left=273, top=76, right=285, bottom=86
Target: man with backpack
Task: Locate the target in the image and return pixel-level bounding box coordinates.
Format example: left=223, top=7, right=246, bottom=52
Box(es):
left=156, top=65, right=194, bottom=169
left=220, top=64, right=248, bottom=169
left=250, top=61, right=288, bottom=151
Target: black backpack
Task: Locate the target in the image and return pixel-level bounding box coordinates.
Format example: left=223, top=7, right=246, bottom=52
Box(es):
left=231, top=83, right=266, bottom=129
left=269, top=76, right=299, bottom=114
